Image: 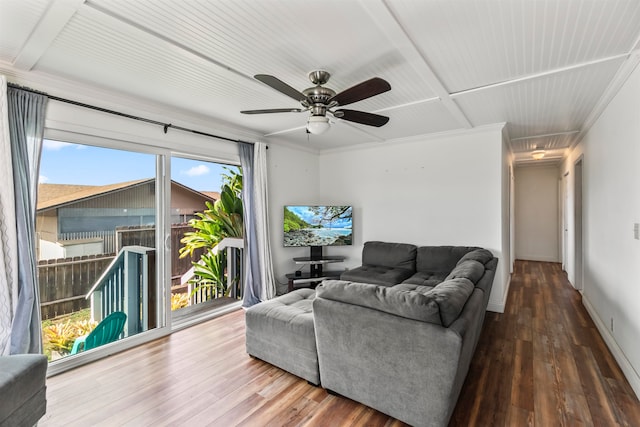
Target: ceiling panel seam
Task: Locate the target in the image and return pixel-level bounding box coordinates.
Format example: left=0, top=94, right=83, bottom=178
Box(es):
left=449, top=53, right=628, bottom=99
left=364, top=0, right=472, bottom=129
left=13, top=0, right=85, bottom=70
left=511, top=130, right=579, bottom=141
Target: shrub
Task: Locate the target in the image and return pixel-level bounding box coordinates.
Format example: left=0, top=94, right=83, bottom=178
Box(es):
left=171, top=293, right=190, bottom=310
left=43, top=316, right=96, bottom=360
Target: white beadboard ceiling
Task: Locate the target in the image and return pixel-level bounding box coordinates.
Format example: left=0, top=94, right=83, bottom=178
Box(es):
left=1, top=0, right=640, bottom=163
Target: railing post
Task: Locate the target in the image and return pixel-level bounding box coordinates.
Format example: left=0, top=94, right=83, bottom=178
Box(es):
left=146, top=250, right=156, bottom=330
left=141, top=251, right=148, bottom=331
left=124, top=250, right=140, bottom=335
left=227, top=246, right=234, bottom=298
left=91, top=290, right=102, bottom=322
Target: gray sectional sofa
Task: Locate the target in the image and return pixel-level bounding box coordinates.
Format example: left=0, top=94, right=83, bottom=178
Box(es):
left=245, top=241, right=497, bottom=427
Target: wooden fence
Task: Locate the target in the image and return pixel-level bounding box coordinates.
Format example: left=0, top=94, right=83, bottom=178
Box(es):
left=39, top=224, right=203, bottom=320
left=39, top=254, right=114, bottom=320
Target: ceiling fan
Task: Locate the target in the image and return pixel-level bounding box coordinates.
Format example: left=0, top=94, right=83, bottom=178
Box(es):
left=241, top=70, right=391, bottom=135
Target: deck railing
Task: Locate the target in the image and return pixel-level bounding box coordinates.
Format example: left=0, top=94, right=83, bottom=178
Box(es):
left=86, top=246, right=156, bottom=336
left=183, top=237, right=244, bottom=305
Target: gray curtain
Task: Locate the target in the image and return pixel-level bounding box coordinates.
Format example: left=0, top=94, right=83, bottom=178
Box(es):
left=240, top=142, right=260, bottom=306
left=240, top=142, right=276, bottom=307
left=7, top=86, right=47, bottom=354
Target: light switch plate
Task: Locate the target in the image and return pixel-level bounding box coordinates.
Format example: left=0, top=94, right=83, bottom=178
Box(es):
left=634, top=223, right=639, bottom=240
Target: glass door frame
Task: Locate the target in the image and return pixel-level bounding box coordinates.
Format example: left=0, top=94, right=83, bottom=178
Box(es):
left=167, top=152, right=244, bottom=332
left=43, top=129, right=173, bottom=376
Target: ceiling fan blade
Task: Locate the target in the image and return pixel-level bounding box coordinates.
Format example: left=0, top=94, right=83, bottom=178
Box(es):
left=254, top=74, right=309, bottom=102
left=241, top=108, right=306, bottom=114
left=329, top=77, right=391, bottom=106
left=333, top=109, right=389, bottom=127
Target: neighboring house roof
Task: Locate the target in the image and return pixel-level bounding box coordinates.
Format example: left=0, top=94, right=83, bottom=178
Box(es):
left=201, top=191, right=221, bottom=201
left=38, top=179, right=217, bottom=212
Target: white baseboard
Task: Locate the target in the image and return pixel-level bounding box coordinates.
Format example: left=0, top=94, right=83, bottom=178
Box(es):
left=583, top=296, right=640, bottom=399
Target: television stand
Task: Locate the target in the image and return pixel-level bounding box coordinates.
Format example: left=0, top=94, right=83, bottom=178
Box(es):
left=286, top=247, right=345, bottom=292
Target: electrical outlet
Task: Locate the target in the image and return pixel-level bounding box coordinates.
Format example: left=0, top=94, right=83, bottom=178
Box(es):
left=611, top=317, right=614, bottom=332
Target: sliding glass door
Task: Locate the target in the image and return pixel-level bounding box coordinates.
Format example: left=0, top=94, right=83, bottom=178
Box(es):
left=37, top=139, right=168, bottom=364
left=169, top=156, right=244, bottom=326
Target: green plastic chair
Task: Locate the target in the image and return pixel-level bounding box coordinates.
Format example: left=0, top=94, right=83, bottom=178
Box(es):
left=70, top=311, right=127, bottom=355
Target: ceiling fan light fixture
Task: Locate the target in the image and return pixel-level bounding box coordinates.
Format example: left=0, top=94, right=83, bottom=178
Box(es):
left=531, top=149, right=546, bottom=160
left=307, top=115, right=330, bottom=135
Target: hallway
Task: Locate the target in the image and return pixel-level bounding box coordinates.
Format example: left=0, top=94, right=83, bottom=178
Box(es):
left=451, top=260, right=640, bottom=426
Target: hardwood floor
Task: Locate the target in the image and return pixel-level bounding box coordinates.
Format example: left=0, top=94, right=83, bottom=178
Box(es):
left=41, top=261, right=640, bottom=426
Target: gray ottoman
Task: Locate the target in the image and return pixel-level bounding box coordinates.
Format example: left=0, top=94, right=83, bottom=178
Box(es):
left=0, top=354, right=48, bottom=427
left=245, top=288, right=319, bottom=385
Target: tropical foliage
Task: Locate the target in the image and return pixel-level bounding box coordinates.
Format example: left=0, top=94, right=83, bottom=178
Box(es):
left=171, top=292, right=190, bottom=310
left=180, top=167, right=243, bottom=299
left=42, top=309, right=96, bottom=360
left=283, top=206, right=310, bottom=232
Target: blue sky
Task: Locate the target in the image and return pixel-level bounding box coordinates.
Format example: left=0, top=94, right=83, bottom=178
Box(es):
left=39, top=140, right=232, bottom=192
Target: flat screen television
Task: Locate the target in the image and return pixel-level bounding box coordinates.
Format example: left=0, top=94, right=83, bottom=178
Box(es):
left=284, top=205, right=353, bottom=247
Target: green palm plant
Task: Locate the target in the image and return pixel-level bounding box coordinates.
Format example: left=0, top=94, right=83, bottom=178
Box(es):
left=180, top=167, right=243, bottom=301
left=192, top=250, right=228, bottom=297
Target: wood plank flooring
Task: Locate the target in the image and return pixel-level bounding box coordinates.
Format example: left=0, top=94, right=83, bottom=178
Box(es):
left=41, top=261, right=640, bottom=426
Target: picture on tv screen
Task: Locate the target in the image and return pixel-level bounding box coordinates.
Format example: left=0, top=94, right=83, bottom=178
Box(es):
left=284, top=205, right=353, bottom=247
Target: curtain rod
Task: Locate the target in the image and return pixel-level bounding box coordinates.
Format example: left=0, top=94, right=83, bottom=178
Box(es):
left=7, top=82, right=257, bottom=145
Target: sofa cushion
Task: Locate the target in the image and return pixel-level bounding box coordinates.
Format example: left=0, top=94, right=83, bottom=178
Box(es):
left=340, top=265, right=414, bottom=287
left=362, top=241, right=417, bottom=270
left=415, top=246, right=481, bottom=274
left=400, top=271, right=447, bottom=287
left=392, top=283, right=435, bottom=294
left=445, top=260, right=485, bottom=284
left=317, top=278, right=474, bottom=327
left=457, top=248, right=494, bottom=266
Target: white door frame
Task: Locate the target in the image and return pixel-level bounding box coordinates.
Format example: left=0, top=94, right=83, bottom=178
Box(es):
left=574, top=156, right=584, bottom=291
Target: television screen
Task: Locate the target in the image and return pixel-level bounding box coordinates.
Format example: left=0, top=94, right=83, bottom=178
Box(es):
left=284, top=205, right=353, bottom=247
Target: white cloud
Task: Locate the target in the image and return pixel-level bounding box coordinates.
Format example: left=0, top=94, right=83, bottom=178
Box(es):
left=183, top=165, right=210, bottom=177
left=39, top=175, right=49, bottom=183
left=43, top=140, right=72, bottom=151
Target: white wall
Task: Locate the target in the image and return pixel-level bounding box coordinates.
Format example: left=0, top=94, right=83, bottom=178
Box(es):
left=304, top=125, right=511, bottom=312
left=514, top=165, right=560, bottom=262
left=265, top=144, right=322, bottom=294
left=562, top=62, right=640, bottom=396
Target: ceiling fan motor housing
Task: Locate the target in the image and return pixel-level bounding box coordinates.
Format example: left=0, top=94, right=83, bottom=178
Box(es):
left=303, top=86, right=336, bottom=110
